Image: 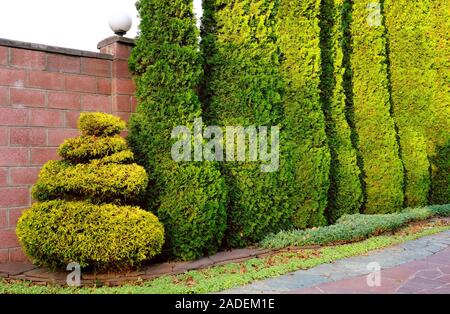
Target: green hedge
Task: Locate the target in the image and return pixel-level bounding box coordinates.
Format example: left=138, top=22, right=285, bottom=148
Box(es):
left=428, top=0, right=450, bottom=204
left=17, top=112, right=164, bottom=269
left=274, top=0, right=331, bottom=228
left=128, top=0, right=227, bottom=260
left=201, top=0, right=294, bottom=247
left=319, top=0, right=363, bottom=222
left=347, top=0, right=404, bottom=214
left=17, top=200, right=164, bottom=270
left=260, top=204, right=450, bottom=249
left=384, top=0, right=433, bottom=207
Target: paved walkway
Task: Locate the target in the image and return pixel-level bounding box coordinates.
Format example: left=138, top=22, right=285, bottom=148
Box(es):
left=221, top=231, right=450, bottom=294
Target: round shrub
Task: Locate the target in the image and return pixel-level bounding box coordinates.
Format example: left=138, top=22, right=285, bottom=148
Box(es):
left=17, top=200, right=164, bottom=270
left=17, top=112, right=164, bottom=269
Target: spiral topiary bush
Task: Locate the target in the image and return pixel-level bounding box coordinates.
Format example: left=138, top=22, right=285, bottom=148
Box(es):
left=16, top=112, right=164, bottom=270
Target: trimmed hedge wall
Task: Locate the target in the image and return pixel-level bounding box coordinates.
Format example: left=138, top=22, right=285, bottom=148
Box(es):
left=428, top=0, right=450, bottom=205
left=275, top=0, right=331, bottom=227
left=384, top=0, right=433, bottom=207
left=319, top=0, right=363, bottom=222
left=347, top=0, right=404, bottom=214
left=201, top=0, right=293, bottom=247
left=128, top=0, right=227, bottom=260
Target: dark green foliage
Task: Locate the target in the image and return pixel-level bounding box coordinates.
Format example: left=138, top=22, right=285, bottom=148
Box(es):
left=261, top=204, right=450, bottom=249
left=428, top=0, right=450, bottom=204
left=319, top=0, right=363, bottom=222
left=17, top=113, right=164, bottom=269
left=128, top=0, right=227, bottom=260
left=384, top=0, right=433, bottom=207
left=346, top=0, right=404, bottom=214
left=274, top=0, right=331, bottom=228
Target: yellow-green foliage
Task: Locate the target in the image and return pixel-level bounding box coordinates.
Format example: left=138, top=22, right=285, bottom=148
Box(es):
left=17, top=112, right=164, bottom=269
left=78, top=112, right=126, bottom=137
left=58, top=135, right=128, bottom=163
left=32, top=160, right=148, bottom=204
left=16, top=200, right=164, bottom=270
left=428, top=0, right=450, bottom=204
left=384, top=0, right=433, bottom=207
left=347, top=0, right=404, bottom=213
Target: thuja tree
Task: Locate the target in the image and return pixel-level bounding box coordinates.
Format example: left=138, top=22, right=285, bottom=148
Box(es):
left=201, top=0, right=293, bottom=247
left=128, top=0, right=227, bottom=260
left=384, top=0, right=433, bottom=207
left=347, top=0, right=404, bottom=213
left=275, top=0, right=331, bottom=227
left=319, top=0, right=363, bottom=222
left=16, top=113, right=164, bottom=270
left=428, top=0, right=450, bottom=204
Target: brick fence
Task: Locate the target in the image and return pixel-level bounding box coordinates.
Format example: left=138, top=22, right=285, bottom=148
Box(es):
left=0, top=36, right=135, bottom=263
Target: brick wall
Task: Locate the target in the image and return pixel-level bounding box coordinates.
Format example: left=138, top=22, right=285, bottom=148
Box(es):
left=0, top=36, right=135, bottom=263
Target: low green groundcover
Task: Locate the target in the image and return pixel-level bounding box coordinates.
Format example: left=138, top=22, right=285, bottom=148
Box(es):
left=260, top=204, right=450, bottom=249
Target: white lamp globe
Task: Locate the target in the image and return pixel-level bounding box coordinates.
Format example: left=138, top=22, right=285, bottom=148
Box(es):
left=109, top=11, right=132, bottom=36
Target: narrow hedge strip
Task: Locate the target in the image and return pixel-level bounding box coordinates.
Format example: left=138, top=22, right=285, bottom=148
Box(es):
left=347, top=0, right=404, bottom=213
left=32, top=160, right=148, bottom=204
left=384, top=0, right=433, bottom=207
left=128, top=0, right=227, bottom=260
left=428, top=0, right=450, bottom=205
left=201, top=0, right=294, bottom=247
left=260, top=204, right=450, bottom=249
left=319, top=0, right=363, bottom=222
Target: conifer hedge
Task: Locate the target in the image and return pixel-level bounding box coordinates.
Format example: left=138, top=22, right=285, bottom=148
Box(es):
left=347, top=0, right=404, bottom=214
left=428, top=0, right=450, bottom=204
left=319, top=0, right=363, bottom=222
left=384, top=0, right=433, bottom=207
left=275, top=0, right=331, bottom=227
left=201, top=0, right=293, bottom=247
left=128, top=0, right=227, bottom=260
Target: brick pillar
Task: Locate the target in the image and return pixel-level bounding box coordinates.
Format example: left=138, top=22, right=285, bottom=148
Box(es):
left=97, top=36, right=136, bottom=122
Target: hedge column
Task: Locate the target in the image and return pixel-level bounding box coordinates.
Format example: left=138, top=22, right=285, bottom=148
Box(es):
left=275, top=0, right=331, bottom=227
left=384, top=0, right=433, bottom=207
left=319, top=0, right=363, bottom=222
left=128, top=0, right=227, bottom=260
left=428, top=0, right=450, bottom=204
left=347, top=0, right=404, bottom=213
left=202, top=0, right=293, bottom=247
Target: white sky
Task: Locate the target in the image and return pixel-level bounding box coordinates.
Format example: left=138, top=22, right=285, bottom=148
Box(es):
left=0, top=0, right=203, bottom=52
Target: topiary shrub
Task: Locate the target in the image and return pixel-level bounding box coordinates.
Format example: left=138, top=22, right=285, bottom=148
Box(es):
left=16, top=112, right=164, bottom=270
left=128, top=0, right=227, bottom=260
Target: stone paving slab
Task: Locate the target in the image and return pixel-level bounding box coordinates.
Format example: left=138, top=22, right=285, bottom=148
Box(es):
left=221, top=231, right=450, bottom=294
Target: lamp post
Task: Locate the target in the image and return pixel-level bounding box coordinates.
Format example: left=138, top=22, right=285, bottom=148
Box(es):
left=109, top=11, right=132, bottom=36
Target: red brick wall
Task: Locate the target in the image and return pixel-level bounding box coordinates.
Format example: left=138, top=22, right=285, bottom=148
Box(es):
left=0, top=37, right=135, bottom=263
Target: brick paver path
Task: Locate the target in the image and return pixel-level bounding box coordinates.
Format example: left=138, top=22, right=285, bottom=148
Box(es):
left=221, top=231, right=450, bottom=294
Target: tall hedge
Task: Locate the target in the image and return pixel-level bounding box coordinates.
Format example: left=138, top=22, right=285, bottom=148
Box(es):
left=428, top=0, right=450, bottom=204
left=384, top=0, right=433, bottom=207
left=128, top=0, right=227, bottom=260
left=274, top=0, right=331, bottom=227
left=201, top=0, right=294, bottom=247
left=319, top=0, right=363, bottom=222
left=347, top=0, right=404, bottom=214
